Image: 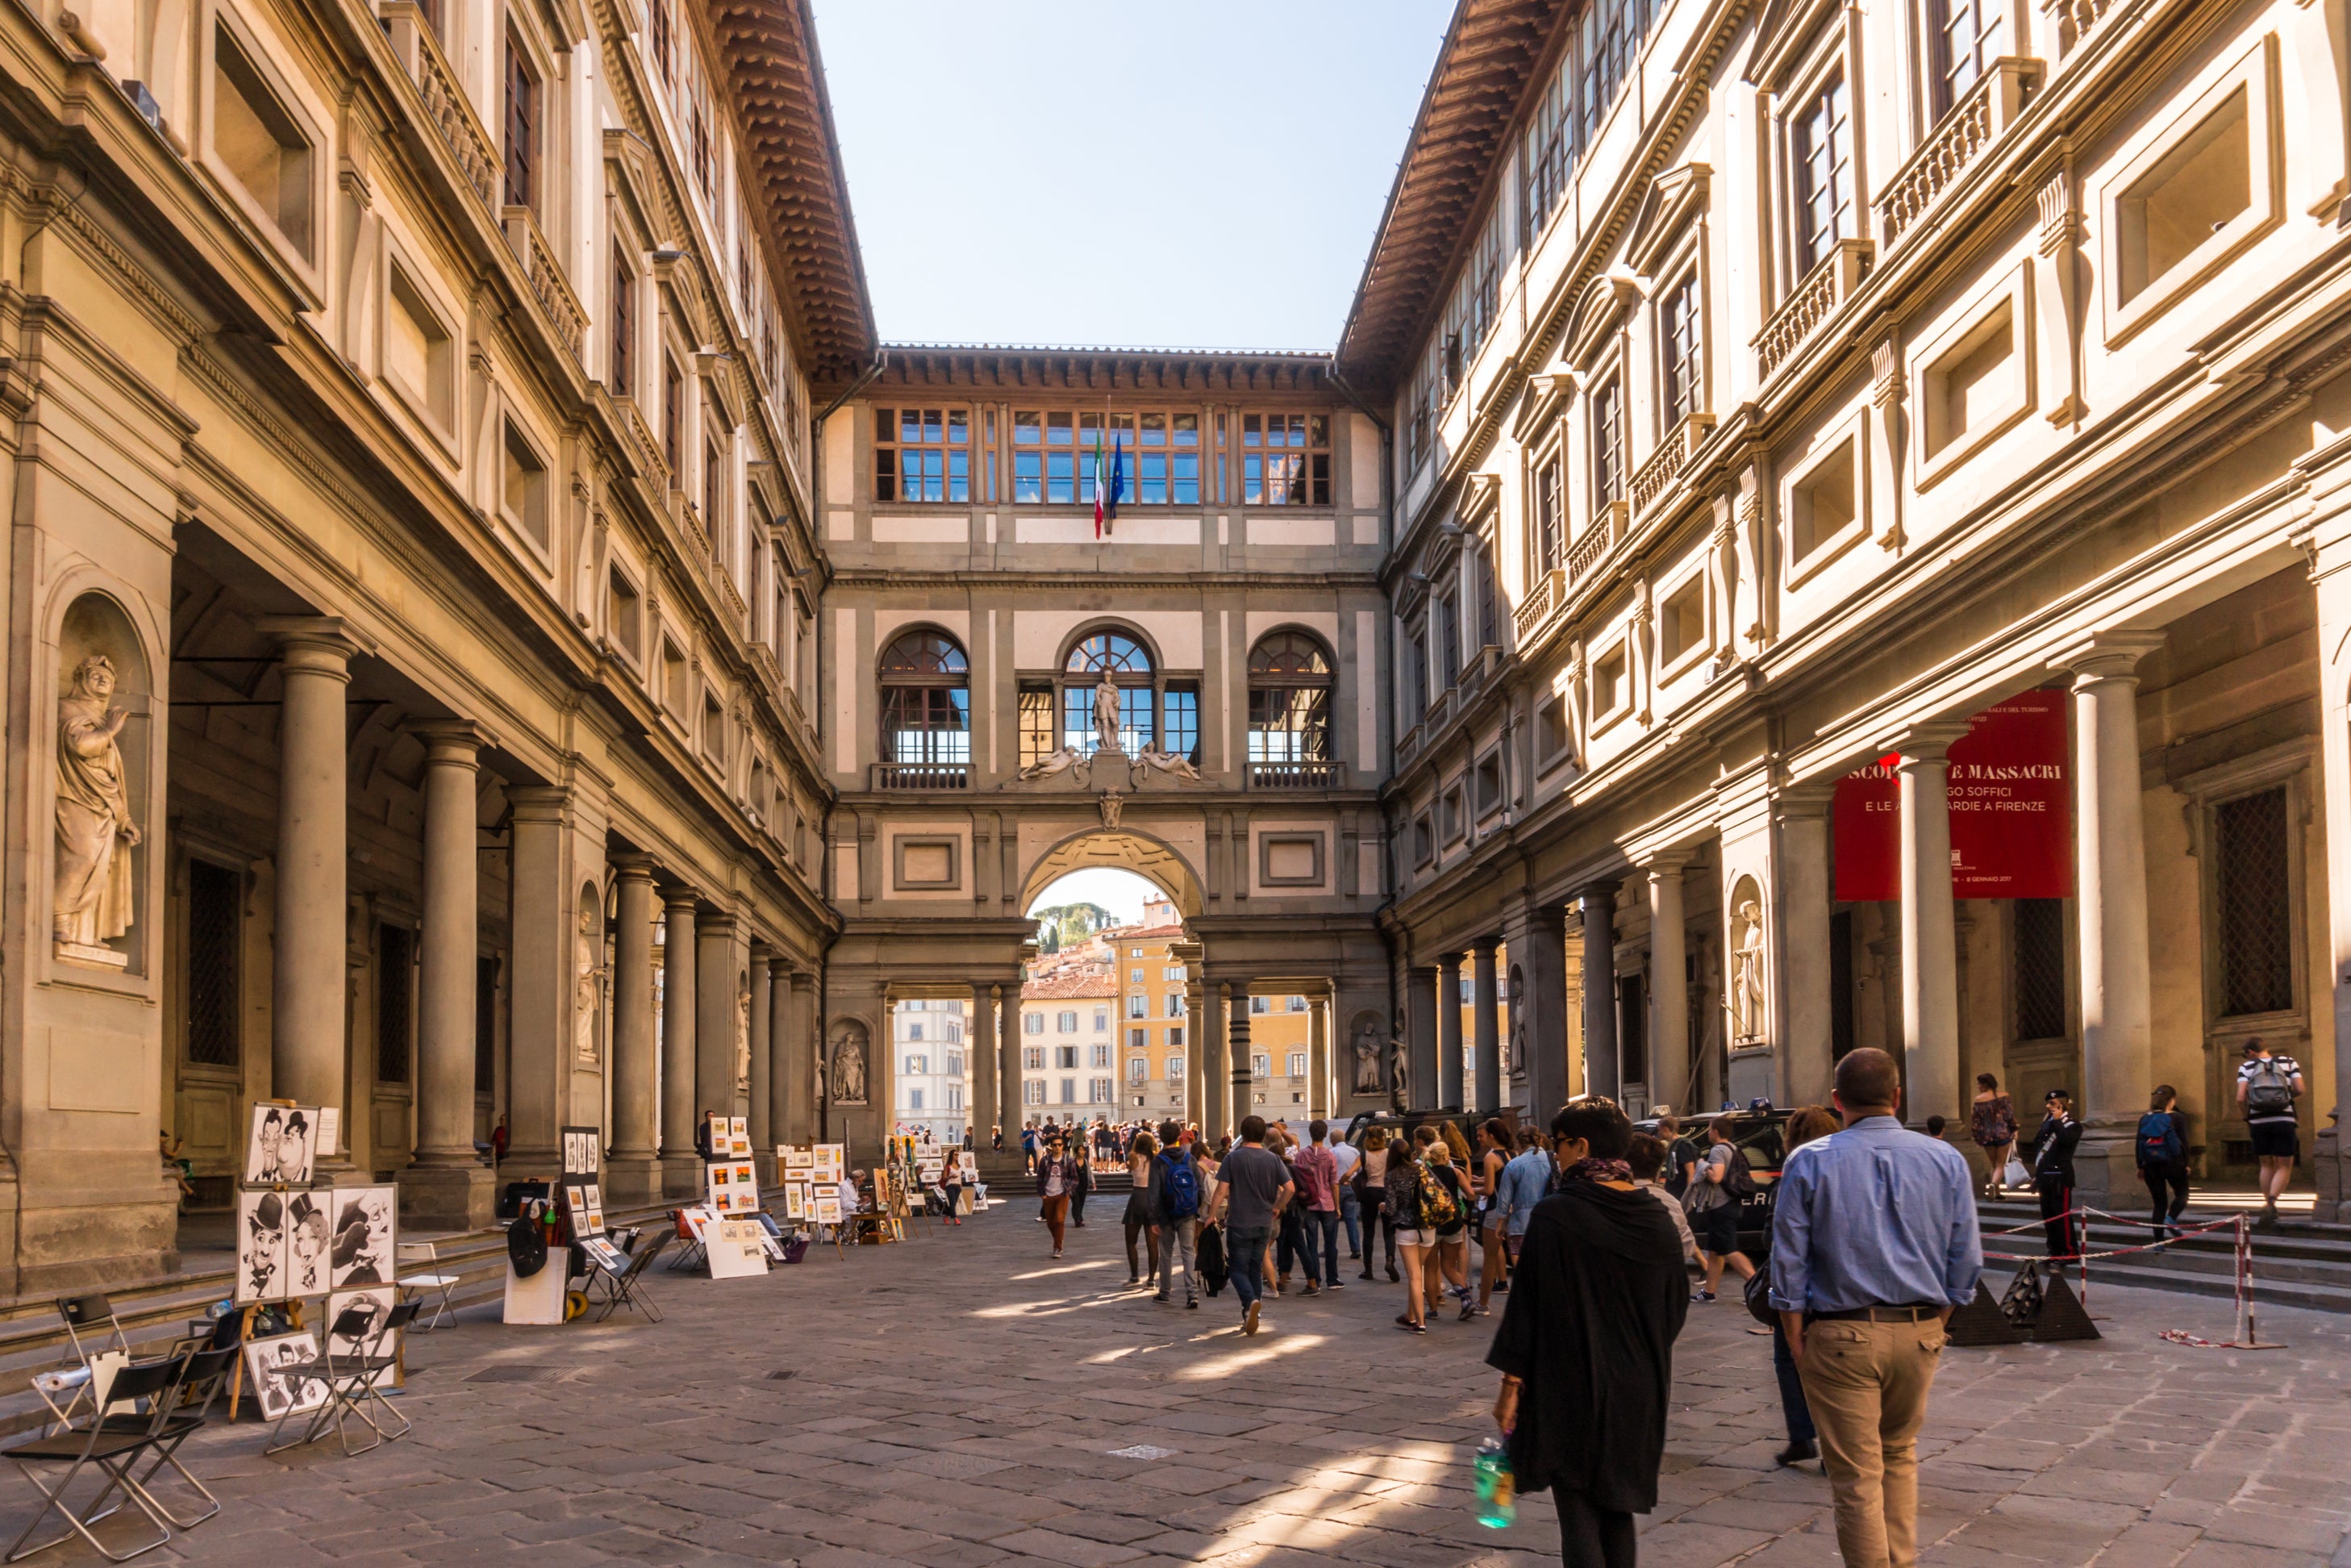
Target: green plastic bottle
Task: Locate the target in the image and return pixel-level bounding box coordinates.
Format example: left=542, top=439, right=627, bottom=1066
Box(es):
left=1474, top=1437, right=1515, bottom=1528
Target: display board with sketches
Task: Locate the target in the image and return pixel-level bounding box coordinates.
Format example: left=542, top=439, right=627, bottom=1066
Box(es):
left=240, top=1181, right=396, bottom=1304
left=774, top=1144, right=845, bottom=1229
left=561, top=1127, right=602, bottom=1180
left=243, top=1332, right=328, bottom=1421
left=703, top=1113, right=752, bottom=1159
left=707, top=1218, right=768, bottom=1278
left=704, top=1159, right=761, bottom=1215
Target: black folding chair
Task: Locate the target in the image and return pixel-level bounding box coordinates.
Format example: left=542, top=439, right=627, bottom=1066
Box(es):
left=2, top=1357, right=188, bottom=1562
left=101, top=1345, right=236, bottom=1531
left=262, top=1301, right=419, bottom=1459
left=590, top=1233, right=668, bottom=1322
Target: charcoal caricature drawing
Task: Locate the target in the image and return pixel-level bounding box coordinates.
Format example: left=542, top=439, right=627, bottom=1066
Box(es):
left=244, top=1332, right=326, bottom=1420
left=237, top=1189, right=287, bottom=1303
left=330, top=1186, right=395, bottom=1287
left=286, top=1191, right=329, bottom=1294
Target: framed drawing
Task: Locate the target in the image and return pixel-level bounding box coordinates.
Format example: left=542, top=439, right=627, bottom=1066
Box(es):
left=328, top=1186, right=397, bottom=1289
left=236, top=1189, right=290, bottom=1304
left=244, top=1332, right=327, bottom=1421
left=244, top=1104, right=317, bottom=1186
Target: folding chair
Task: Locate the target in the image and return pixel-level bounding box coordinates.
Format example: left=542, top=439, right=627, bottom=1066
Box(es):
left=89, top=1345, right=236, bottom=1533
left=394, top=1241, right=461, bottom=1331
left=664, top=1211, right=707, bottom=1273
left=262, top=1300, right=420, bottom=1459
left=2, top=1357, right=189, bottom=1562
left=590, top=1233, right=668, bottom=1322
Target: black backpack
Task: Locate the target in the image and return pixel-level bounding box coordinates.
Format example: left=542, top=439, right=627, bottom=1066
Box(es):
left=1722, top=1146, right=1760, bottom=1201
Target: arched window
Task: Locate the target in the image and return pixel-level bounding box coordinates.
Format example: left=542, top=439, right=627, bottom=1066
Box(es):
left=1061, top=632, right=1156, bottom=756
left=1248, top=632, right=1333, bottom=777
left=878, top=630, right=969, bottom=772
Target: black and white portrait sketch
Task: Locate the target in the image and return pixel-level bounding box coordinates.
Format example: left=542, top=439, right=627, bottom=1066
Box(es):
left=329, top=1186, right=397, bottom=1288
left=286, top=1191, right=330, bottom=1295
left=236, top=1189, right=288, bottom=1304
left=326, top=1287, right=395, bottom=1384
left=243, top=1332, right=327, bottom=1421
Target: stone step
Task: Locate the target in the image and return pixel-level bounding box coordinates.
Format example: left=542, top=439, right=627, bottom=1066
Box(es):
left=1977, top=1200, right=2351, bottom=1314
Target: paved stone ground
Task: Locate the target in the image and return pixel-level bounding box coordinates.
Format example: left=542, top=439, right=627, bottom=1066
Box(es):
left=48, top=1203, right=2351, bottom=1566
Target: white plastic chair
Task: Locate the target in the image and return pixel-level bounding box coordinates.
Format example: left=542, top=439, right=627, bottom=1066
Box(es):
left=394, top=1241, right=459, bottom=1330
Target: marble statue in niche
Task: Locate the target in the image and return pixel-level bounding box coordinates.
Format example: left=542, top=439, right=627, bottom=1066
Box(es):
left=733, top=976, right=752, bottom=1092
left=829, top=1020, right=869, bottom=1105
left=55, top=653, right=140, bottom=965
left=1352, top=1017, right=1383, bottom=1096
left=574, top=908, right=602, bottom=1062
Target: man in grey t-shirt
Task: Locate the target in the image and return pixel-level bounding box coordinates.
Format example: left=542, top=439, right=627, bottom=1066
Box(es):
left=1207, top=1116, right=1291, bottom=1336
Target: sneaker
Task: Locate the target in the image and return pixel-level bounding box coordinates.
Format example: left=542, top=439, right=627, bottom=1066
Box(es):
left=1396, top=1319, right=1426, bottom=1334
left=1358, top=1269, right=1374, bottom=1281
left=1774, top=1439, right=1818, bottom=1467
left=1152, top=1293, right=1169, bottom=1303
left=1186, top=1298, right=1198, bottom=1310
left=1387, top=1263, right=1402, bottom=1282
left=1243, top=1301, right=1261, bottom=1336
left=1327, top=1278, right=1344, bottom=1290
left=1690, top=1290, right=1715, bottom=1303
left=1458, top=1298, right=1478, bottom=1322
left=1052, top=1250, right=1063, bottom=1260
left=1301, top=1283, right=1320, bottom=1297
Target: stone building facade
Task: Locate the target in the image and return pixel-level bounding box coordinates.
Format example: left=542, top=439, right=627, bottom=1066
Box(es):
left=1353, top=0, right=2351, bottom=1211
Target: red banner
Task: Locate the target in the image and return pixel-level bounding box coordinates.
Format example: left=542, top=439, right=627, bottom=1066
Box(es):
left=1833, top=690, right=2071, bottom=901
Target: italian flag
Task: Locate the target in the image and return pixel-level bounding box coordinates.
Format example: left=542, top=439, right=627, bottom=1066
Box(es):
left=1093, top=426, right=1123, bottom=539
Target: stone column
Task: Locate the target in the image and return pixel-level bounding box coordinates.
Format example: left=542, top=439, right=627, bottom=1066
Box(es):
left=767, top=959, right=792, bottom=1154
left=1580, top=883, right=1621, bottom=1103
left=784, top=969, right=818, bottom=1146
left=970, top=982, right=998, bottom=1145
left=660, top=887, right=699, bottom=1195
left=1898, top=728, right=1968, bottom=1131
left=2310, top=503, right=2351, bottom=1219
left=748, top=945, right=773, bottom=1172
left=1774, top=790, right=1836, bottom=1107
left=2064, top=638, right=2163, bottom=1199
left=1406, top=964, right=1439, bottom=1111
left=1227, top=982, right=1253, bottom=1133
left=402, top=722, right=493, bottom=1228
left=606, top=855, right=661, bottom=1202
left=1436, top=953, right=1465, bottom=1111
left=1508, top=902, right=1569, bottom=1120
left=998, top=978, right=1022, bottom=1142
left=258, top=619, right=367, bottom=1122
left=1307, top=991, right=1331, bottom=1119
left=694, top=911, right=738, bottom=1136
left=1644, top=859, right=1690, bottom=1120
left=505, top=786, right=572, bottom=1171
left=1471, top=940, right=1501, bottom=1115
left=1196, top=982, right=1224, bottom=1136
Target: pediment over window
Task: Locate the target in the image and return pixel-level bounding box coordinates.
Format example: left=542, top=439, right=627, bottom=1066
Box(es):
left=1626, top=162, right=1712, bottom=276
left=1745, top=0, right=1843, bottom=90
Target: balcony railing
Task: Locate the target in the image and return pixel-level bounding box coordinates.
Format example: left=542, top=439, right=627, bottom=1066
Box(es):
left=614, top=395, right=669, bottom=488
left=1567, top=499, right=1627, bottom=586
left=1514, top=567, right=1565, bottom=643
left=1755, top=240, right=1874, bottom=379
left=1876, top=59, right=2040, bottom=253
left=873, top=762, right=968, bottom=790
left=1249, top=760, right=1344, bottom=790
left=1631, top=414, right=1713, bottom=519
left=380, top=2, right=498, bottom=215
left=502, top=205, right=586, bottom=366
left=2045, top=0, right=2112, bottom=58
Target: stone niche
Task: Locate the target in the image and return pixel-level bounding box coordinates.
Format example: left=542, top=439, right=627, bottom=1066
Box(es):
left=52, top=593, right=151, bottom=976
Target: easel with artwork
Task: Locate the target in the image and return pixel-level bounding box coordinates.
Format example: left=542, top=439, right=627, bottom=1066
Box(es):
left=231, top=1101, right=399, bottom=1423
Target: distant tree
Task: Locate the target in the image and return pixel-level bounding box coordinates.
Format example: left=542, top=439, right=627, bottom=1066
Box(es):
left=1031, top=902, right=1116, bottom=949
left=1040, top=925, right=1061, bottom=954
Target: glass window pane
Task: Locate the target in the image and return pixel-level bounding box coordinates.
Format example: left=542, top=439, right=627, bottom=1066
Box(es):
left=1015, top=411, right=1041, bottom=444
left=1015, top=451, right=1042, bottom=503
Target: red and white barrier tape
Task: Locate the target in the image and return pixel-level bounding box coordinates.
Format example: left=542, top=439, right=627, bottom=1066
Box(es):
left=1984, top=1206, right=2283, bottom=1349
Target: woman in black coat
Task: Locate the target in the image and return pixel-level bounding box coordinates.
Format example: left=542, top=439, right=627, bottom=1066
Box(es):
left=1489, top=1099, right=1688, bottom=1568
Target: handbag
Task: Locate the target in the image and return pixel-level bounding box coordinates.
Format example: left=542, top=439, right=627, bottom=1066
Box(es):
left=2002, top=1157, right=2029, bottom=1187
left=1743, top=1266, right=1777, bottom=1328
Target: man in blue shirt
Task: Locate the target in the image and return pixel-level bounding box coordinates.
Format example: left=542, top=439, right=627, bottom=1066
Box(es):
left=1490, top=1129, right=1553, bottom=1248
left=1770, top=1048, right=1979, bottom=1568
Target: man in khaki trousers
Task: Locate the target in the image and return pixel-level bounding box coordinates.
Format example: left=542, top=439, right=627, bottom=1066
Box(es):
left=1770, top=1049, right=1982, bottom=1568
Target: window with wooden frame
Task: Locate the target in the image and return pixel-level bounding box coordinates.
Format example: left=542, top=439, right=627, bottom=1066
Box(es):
left=185, top=859, right=241, bottom=1067
left=662, top=355, right=682, bottom=475
left=1133, top=413, right=1201, bottom=503
left=1017, top=683, right=1055, bottom=766
left=1658, top=269, right=1705, bottom=424
left=648, top=0, right=672, bottom=81
left=377, top=923, right=413, bottom=1083
left=876, top=407, right=971, bottom=503
left=502, top=32, right=536, bottom=211
left=1590, top=375, right=1625, bottom=508
left=1925, top=0, right=2000, bottom=119
left=1791, top=70, right=1855, bottom=275
left=877, top=630, right=970, bottom=766
left=690, top=102, right=711, bottom=194
left=1247, top=632, right=1333, bottom=765
left=1522, top=44, right=1581, bottom=244
left=1533, top=452, right=1564, bottom=574
left=1241, top=414, right=1330, bottom=505
left=610, top=242, right=635, bottom=395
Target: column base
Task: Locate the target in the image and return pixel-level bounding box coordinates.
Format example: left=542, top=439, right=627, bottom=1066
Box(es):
left=2068, top=1124, right=2138, bottom=1210
left=398, top=1161, right=496, bottom=1232
left=603, top=1153, right=665, bottom=1206
left=662, top=1154, right=704, bottom=1201
left=2315, top=1127, right=2350, bottom=1224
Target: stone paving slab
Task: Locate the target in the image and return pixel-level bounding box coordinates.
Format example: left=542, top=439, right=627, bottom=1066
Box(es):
left=19, top=1203, right=2351, bottom=1565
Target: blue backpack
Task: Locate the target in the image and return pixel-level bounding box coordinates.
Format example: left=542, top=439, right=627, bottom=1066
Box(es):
left=2136, top=1111, right=2183, bottom=1166
left=1161, top=1153, right=1201, bottom=1220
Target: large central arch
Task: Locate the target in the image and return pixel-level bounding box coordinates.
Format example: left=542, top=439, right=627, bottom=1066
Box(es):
left=1021, top=828, right=1205, bottom=920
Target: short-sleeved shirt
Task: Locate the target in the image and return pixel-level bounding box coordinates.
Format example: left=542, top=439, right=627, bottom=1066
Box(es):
left=1219, top=1144, right=1290, bottom=1233
left=1684, top=1145, right=1734, bottom=1212
left=2239, top=1055, right=2303, bottom=1126
left=1330, top=1141, right=1361, bottom=1185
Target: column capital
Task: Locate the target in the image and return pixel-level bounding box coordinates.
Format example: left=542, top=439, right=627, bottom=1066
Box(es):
left=659, top=882, right=701, bottom=911
left=506, top=784, right=573, bottom=823
left=256, top=615, right=373, bottom=678
left=1469, top=934, right=1502, bottom=956
left=1879, top=720, right=1972, bottom=764
left=1770, top=781, right=1839, bottom=819
left=1633, top=848, right=1695, bottom=874
left=1578, top=878, right=1622, bottom=902
left=610, top=851, right=660, bottom=883
left=2053, top=631, right=2166, bottom=682
left=696, top=908, right=739, bottom=935
left=748, top=939, right=776, bottom=960
left=407, top=719, right=495, bottom=764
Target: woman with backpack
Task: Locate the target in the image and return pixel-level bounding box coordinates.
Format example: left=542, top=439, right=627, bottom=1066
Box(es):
left=1682, top=1117, right=1758, bottom=1303
left=2136, top=1086, right=2191, bottom=1243
left=1123, top=1132, right=1162, bottom=1287
left=1424, top=1140, right=1478, bottom=1321
left=1388, top=1135, right=1434, bottom=1332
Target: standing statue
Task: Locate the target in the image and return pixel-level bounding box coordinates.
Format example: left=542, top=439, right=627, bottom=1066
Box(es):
left=574, top=909, right=602, bottom=1062
left=829, top=1022, right=869, bottom=1105
left=54, top=654, right=140, bottom=957
left=733, top=978, right=752, bottom=1091
left=1729, top=895, right=1765, bottom=1043
left=1386, top=1017, right=1410, bottom=1114
left=1092, top=673, right=1123, bottom=755
left=1351, top=1019, right=1382, bottom=1096
left=1507, top=966, right=1527, bottom=1077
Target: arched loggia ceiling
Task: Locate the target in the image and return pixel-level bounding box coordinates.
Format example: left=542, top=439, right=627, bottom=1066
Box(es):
left=1022, top=830, right=1204, bottom=922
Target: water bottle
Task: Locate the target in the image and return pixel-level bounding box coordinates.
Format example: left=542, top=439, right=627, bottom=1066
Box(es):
left=1474, top=1436, right=1515, bottom=1528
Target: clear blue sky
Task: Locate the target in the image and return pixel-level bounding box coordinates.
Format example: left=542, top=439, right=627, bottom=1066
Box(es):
left=811, top=1, right=1456, bottom=351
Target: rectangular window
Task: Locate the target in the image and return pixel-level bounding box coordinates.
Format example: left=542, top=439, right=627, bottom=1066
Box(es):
left=1249, top=995, right=1269, bottom=1015
left=1023, top=1012, right=1044, bottom=1036
left=1164, top=966, right=1186, bottom=982
left=1128, top=1028, right=1146, bottom=1049
left=1251, top=1053, right=1271, bottom=1079
left=1024, top=1081, right=1044, bottom=1106
left=1057, top=1010, right=1077, bottom=1033
left=502, top=35, right=536, bottom=211
left=1094, top=1007, right=1109, bottom=1030
left=690, top=103, right=711, bottom=194
left=648, top=0, right=670, bottom=78
left=476, top=954, right=498, bottom=1091
left=1535, top=455, right=1562, bottom=573
left=1090, top=1043, right=1110, bottom=1069
left=1133, top=412, right=1202, bottom=504
left=1059, top=1078, right=1076, bottom=1105
left=1164, top=995, right=1185, bottom=1018
left=610, top=244, right=635, bottom=395
left=1287, top=995, right=1307, bottom=1012
left=1056, top=1045, right=1078, bottom=1070
left=907, top=1024, right=923, bottom=1043
left=1127, top=995, right=1145, bottom=1020
left=2012, top=898, right=2066, bottom=1040
left=1131, top=970, right=1143, bottom=983
left=1793, top=73, right=1855, bottom=275
left=874, top=407, right=971, bottom=503
left=185, top=859, right=241, bottom=1067
left=377, top=924, right=413, bottom=1083
left=1522, top=45, right=1580, bottom=243
left=1435, top=592, right=1461, bottom=688
left=662, top=357, right=682, bottom=476
left=1166, top=1053, right=1185, bottom=1081
left=1090, top=1078, right=1113, bottom=1104
left=1023, top=1045, right=1044, bottom=1069
left=946, top=1050, right=963, bottom=1075
left=2216, top=786, right=2295, bottom=1016
left=1660, top=271, right=1703, bottom=424
left=1162, top=682, right=1200, bottom=765
left=948, top=1084, right=964, bottom=1111
left=1018, top=684, right=1056, bottom=767
left=908, top=1087, right=925, bottom=1111
left=1128, top=1057, right=1148, bottom=1082
left=1241, top=414, right=1331, bottom=505
left=1929, top=0, right=2001, bottom=117
left=1287, top=1052, right=1307, bottom=1078
left=212, top=24, right=314, bottom=257
left=903, top=1054, right=927, bottom=1074
left=1591, top=377, right=1624, bottom=507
